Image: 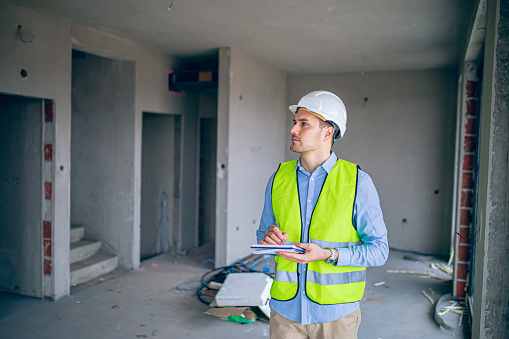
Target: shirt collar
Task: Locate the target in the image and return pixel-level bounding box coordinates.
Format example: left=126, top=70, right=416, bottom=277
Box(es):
left=295, top=151, right=338, bottom=174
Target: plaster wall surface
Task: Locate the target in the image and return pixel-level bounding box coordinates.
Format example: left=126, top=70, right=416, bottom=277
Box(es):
left=0, top=2, right=72, bottom=298
left=71, top=53, right=135, bottom=268
left=0, top=95, right=42, bottom=297
left=217, top=47, right=287, bottom=265
left=287, top=70, right=457, bottom=255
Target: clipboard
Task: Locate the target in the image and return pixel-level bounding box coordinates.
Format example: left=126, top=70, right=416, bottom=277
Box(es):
left=251, top=244, right=305, bottom=255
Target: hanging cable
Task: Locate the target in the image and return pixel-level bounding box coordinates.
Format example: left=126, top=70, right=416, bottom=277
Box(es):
left=17, top=25, right=35, bottom=43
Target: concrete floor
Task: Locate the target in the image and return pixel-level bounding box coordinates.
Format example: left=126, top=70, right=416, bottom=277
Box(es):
left=0, top=246, right=468, bottom=339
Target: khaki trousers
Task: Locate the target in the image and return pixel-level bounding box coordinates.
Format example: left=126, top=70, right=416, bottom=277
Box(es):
left=269, top=307, right=361, bottom=339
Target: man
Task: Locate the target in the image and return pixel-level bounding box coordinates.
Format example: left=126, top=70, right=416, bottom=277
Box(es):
left=256, top=90, right=389, bottom=339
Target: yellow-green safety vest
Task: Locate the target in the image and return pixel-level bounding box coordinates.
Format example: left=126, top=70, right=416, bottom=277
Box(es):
left=270, top=159, right=366, bottom=305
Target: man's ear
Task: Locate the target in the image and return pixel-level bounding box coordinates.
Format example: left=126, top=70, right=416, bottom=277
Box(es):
left=323, top=126, right=334, bottom=142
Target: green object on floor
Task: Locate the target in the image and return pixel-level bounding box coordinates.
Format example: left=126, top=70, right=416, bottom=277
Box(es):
left=226, top=314, right=257, bottom=323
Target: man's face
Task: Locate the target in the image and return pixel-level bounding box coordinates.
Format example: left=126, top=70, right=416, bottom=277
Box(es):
left=290, top=109, right=327, bottom=154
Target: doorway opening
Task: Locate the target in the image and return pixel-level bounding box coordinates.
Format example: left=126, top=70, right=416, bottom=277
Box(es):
left=71, top=49, right=135, bottom=286
left=141, top=113, right=181, bottom=260
left=0, top=93, right=44, bottom=297
left=198, top=117, right=217, bottom=248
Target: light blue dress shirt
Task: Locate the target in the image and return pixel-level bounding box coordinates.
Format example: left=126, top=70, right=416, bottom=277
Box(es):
left=256, top=152, right=389, bottom=325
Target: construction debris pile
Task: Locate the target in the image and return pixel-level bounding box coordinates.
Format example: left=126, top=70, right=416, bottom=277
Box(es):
left=177, top=254, right=272, bottom=324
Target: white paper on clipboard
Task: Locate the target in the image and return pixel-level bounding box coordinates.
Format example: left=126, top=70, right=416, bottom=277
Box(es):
left=251, top=244, right=305, bottom=255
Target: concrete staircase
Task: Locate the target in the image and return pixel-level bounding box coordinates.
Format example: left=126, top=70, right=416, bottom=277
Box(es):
left=70, top=225, right=119, bottom=287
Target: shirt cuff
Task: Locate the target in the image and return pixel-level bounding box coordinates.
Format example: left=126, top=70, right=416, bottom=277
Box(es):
left=335, top=248, right=351, bottom=266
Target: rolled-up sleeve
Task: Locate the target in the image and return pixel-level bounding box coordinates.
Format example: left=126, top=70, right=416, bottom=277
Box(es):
left=336, top=170, right=389, bottom=267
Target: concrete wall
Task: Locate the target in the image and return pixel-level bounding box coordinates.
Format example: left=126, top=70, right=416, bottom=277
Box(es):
left=0, top=2, right=72, bottom=299
left=70, top=24, right=198, bottom=264
left=71, top=52, right=136, bottom=267
left=0, top=95, right=43, bottom=297
left=471, top=0, right=509, bottom=336
left=217, top=47, right=287, bottom=265
left=287, top=70, right=457, bottom=255
left=0, top=2, right=197, bottom=298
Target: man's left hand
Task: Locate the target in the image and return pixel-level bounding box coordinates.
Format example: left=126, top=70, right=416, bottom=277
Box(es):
left=276, top=243, right=330, bottom=264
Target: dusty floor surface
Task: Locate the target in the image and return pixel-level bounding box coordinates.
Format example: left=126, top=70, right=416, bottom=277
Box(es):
left=0, top=246, right=468, bottom=338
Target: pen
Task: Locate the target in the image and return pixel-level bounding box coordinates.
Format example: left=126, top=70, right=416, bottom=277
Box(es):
left=275, top=221, right=284, bottom=244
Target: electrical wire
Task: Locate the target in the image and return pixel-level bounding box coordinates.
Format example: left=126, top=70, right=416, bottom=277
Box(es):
left=176, top=279, right=202, bottom=291
left=17, top=25, right=34, bottom=43
left=168, top=0, right=174, bottom=11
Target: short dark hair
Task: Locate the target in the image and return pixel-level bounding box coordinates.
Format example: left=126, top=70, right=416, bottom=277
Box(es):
left=319, top=120, right=339, bottom=147
left=319, top=119, right=333, bottom=130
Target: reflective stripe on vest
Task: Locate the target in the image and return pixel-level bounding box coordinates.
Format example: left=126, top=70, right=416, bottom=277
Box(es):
left=270, top=159, right=366, bottom=305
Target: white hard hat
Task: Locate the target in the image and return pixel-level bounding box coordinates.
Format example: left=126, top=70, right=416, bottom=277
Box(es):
left=289, top=90, right=347, bottom=139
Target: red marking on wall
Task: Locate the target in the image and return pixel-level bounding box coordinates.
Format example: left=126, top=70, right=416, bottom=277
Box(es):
left=43, top=239, right=52, bottom=257
left=44, top=102, right=54, bottom=123
left=458, top=226, right=472, bottom=244
left=466, top=81, right=478, bottom=97
left=44, top=182, right=52, bottom=200
left=456, top=281, right=467, bottom=298
left=461, top=190, right=473, bottom=207
left=460, top=209, right=472, bottom=226
left=458, top=244, right=471, bottom=262
left=456, top=263, right=469, bottom=280
left=44, top=144, right=53, bottom=162
left=461, top=172, right=474, bottom=189
left=44, top=259, right=52, bottom=276
left=466, top=100, right=477, bottom=116
left=465, top=117, right=477, bottom=135
left=462, top=154, right=474, bottom=171
left=43, top=221, right=52, bottom=238
left=464, top=136, right=476, bottom=152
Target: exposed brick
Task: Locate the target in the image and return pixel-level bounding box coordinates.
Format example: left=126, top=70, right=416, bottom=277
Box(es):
left=461, top=190, right=473, bottom=207
left=465, top=117, right=477, bottom=135
left=462, top=154, right=474, bottom=171
left=458, top=244, right=471, bottom=262
left=466, top=100, right=477, bottom=117
left=43, top=239, right=52, bottom=257
left=44, top=102, right=53, bottom=123
left=456, top=280, right=467, bottom=298
left=44, top=182, right=52, bottom=200
left=459, top=226, right=472, bottom=244
left=43, top=295, right=53, bottom=300
left=456, top=263, right=469, bottom=280
left=44, top=144, right=53, bottom=162
left=44, top=259, right=52, bottom=276
left=464, top=136, right=477, bottom=152
left=462, top=172, right=474, bottom=189
left=43, top=221, right=52, bottom=238
left=466, top=81, right=478, bottom=97
left=460, top=209, right=473, bottom=226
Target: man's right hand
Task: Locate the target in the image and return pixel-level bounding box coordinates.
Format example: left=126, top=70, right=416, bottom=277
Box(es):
left=260, top=224, right=289, bottom=245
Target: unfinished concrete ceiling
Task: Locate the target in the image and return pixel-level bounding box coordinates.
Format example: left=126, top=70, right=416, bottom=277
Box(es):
left=14, top=0, right=473, bottom=73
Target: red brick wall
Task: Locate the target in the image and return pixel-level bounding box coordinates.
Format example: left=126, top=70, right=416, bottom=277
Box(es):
left=42, top=100, right=54, bottom=299
left=455, top=77, right=479, bottom=298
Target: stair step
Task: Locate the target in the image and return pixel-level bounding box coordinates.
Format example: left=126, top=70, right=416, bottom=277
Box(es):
left=70, top=250, right=119, bottom=286
left=70, top=240, right=101, bottom=264
left=70, top=225, right=85, bottom=243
